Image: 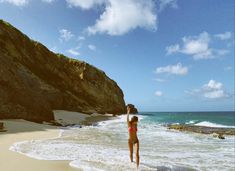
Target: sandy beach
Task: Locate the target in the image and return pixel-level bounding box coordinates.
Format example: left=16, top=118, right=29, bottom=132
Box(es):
left=0, top=110, right=96, bottom=171
left=1, top=111, right=234, bottom=171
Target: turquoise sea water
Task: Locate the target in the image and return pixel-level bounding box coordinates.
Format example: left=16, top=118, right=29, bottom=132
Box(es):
left=140, top=111, right=235, bottom=127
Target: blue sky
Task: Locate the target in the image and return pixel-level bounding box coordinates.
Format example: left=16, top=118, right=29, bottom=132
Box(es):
left=0, top=0, right=234, bottom=111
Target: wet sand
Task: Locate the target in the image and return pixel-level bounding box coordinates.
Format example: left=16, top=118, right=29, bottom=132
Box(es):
left=0, top=110, right=108, bottom=171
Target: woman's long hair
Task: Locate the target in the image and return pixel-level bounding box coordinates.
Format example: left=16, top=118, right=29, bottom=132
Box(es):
left=130, top=116, right=138, bottom=124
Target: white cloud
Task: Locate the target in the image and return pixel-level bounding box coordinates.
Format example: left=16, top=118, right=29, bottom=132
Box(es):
left=67, top=45, right=81, bottom=56
left=166, top=32, right=230, bottom=60
left=4, top=0, right=158, bottom=36
left=166, top=44, right=179, bottom=55
left=0, top=0, right=55, bottom=5
left=66, top=0, right=105, bottom=9
left=203, top=90, right=226, bottom=99
left=42, top=0, right=55, bottom=3
left=59, top=29, right=74, bottom=42
left=77, top=36, right=85, bottom=41
left=155, top=63, right=188, bottom=75
left=88, top=44, right=96, bottom=51
left=67, top=48, right=80, bottom=56
left=0, top=0, right=28, bottom=6
left=155, top=91, right=163, bottom=96
left=203, top=80, right=227, bottom=99
left=159, top=0, right=178, bottom=12
left=214, top=32, right=232, bottom=40
left=181, top=32, right=211, bottom=57
left=66, top=44, right=81, bottom=56
left=67, top=0, right=157, bottom=36
left=204, top=80, right=223, bottom=90
left=187, top=80, right=231, bottom=99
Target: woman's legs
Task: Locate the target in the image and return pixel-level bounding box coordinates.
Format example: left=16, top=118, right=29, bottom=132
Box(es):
left=135, top=140, right=139, bottom=168
left=128, top=139, right=133, bottom=162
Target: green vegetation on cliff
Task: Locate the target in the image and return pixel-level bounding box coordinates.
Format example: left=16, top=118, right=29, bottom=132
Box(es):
left=0, top=20, right=126, bottom=122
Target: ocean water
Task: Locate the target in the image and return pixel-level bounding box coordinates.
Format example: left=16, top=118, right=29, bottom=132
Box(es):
left=141, top=112, right=235, bottom=128
left=10, top=112, right=235, bottom=171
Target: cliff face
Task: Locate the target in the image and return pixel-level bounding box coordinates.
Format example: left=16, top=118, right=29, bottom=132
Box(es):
left=0, top=20, right=126, bottom=122
left=127, top=104, right=138, bottom=114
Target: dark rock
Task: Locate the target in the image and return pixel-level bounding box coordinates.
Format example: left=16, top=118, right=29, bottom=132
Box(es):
left=0, top=122, right=3, bottom=129
left=126, top=104, right=138, bottom=114
left=0, top=122, right=7, bottom=132
left=0, top=20, right=126, bottom=122
left=48, top=120, right=63, bottom=126
left=168, top=124, right=235, bottom=135
left=212, top=133, right=226, bottom=139
left=218, top=133, right=225, bottom=139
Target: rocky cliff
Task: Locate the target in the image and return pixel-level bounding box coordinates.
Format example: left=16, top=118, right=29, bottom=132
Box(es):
left=127, top=104, right=138, bottom=114
left=0, top=20, right=126, bottom=122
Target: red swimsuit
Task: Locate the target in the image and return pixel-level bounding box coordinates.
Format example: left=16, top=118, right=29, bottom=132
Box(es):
left=128, top=126, right=138, bottom=132
left=128, top=125, right=138, bottom=144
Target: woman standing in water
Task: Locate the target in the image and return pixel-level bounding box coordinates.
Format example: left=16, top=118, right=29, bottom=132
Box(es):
left=127, top=106, right=139, bottom=169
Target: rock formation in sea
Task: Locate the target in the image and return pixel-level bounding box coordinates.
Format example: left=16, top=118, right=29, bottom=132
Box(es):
left=168, top=124, right=235, bottom=137
left=127, top=104, right=138, bottom=114
left=0, top=20, right=126, bottom=122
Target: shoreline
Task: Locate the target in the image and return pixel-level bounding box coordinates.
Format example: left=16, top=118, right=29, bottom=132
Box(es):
left=0, top=119, right=79, bottom=171
left=0, top=111, right=114, bottom=171
left=1, top=112, right=233, bottom=170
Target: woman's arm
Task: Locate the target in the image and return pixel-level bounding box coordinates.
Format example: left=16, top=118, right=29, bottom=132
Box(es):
left=127, top=107, right=130, bottom=126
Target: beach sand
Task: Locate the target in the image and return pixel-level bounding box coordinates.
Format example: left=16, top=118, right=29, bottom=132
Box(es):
left=0, top=110, right=98, bottom=171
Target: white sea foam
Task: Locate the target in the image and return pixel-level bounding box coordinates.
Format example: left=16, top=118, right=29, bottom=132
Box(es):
left=195, top=121, right=235, bottom=128
left=10, top=114, right=235, bottom=171
left=185, top=120, right=198, bottom=124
